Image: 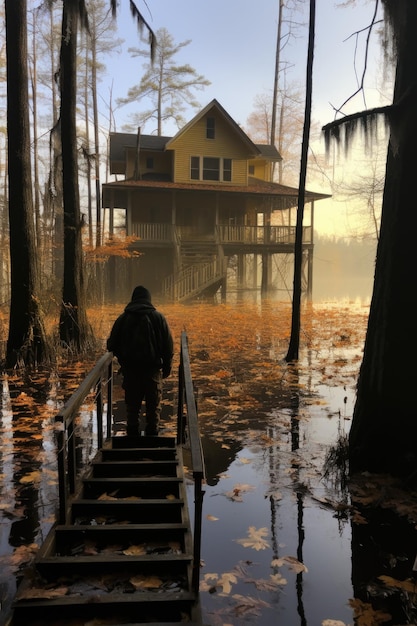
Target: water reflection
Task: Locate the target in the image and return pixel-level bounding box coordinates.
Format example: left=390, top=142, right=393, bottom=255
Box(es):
left=0, top=369, right=99, bottom=625
left=289, top=364, right=307, bottom=626
left=350, top=494, right=417, bottom=623
left=0, top=372, right=58, bottom=624
left=2, top=297, right=417, bottom=626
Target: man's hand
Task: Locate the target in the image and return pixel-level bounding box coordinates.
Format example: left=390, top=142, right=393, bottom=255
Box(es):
left=162, top=366, right=171, bottom=378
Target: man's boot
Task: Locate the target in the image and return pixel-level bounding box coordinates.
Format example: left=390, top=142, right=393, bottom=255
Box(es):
left=126, top=412, right=140, bottom=437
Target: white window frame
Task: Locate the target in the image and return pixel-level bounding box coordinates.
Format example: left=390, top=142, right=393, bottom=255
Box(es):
left=190, top=156, right=232, bottom=182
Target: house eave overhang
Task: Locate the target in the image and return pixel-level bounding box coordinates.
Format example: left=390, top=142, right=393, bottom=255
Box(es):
left=102, top=178, right=331, bottom=209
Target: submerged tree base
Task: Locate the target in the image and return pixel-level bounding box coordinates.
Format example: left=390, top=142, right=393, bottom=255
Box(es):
left=59, top=302, right=96, bottom=354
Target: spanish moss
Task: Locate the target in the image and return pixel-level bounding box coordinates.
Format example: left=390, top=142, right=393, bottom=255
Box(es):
left=323, top=105, right=390, bottom=156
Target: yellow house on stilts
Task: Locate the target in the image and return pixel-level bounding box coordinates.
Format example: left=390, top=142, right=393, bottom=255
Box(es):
left=102, top=99, right=329, bottom=302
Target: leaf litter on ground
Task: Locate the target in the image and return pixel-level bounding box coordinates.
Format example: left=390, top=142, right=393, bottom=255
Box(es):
left=3, top=300, right=416, bottom=625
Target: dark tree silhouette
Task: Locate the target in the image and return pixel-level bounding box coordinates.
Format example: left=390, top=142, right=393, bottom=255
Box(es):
left=5, top=0, right=50, bottom=367
left=285, top=0, right=315, bottom=362
left=57, top=0, right=155, bottom=350
left=324, top=1, right=417, bottom=477
left=58, top=0, right=92, bottom=350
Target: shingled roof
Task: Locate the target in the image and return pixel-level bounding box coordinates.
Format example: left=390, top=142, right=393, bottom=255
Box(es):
left=102, top=176, right=329, bottom=210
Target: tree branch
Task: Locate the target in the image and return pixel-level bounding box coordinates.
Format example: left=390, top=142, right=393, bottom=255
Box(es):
left=332, top=0, right=381, bottom=117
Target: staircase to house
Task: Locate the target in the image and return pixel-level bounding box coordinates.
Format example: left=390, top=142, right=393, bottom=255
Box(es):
left=180, top=242, right=217, bottom=266
left=162, top=261, right=225, bottom=302
left=10, top=335, right=205, bottom=626
left=163, top=241, right=225, bottom=302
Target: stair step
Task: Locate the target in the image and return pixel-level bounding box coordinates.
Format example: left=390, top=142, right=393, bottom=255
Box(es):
left=12, top=586, right=198, bottom=625
left=71, top=499, right=184, bottom=525
left=111, top=436, right=176, bottom=449
left=101, top=447, right=178, bottom=461
left=81, top=477, right=182, bottom=499
left=43, top=523, right=191, bottom=559
left=35, top=553, right=193, bottom=581
left=92, top=460, right=179, bottom=478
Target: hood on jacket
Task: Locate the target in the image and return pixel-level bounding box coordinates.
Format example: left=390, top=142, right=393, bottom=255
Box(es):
left=131, top=285, right=151, bottom=303
left=125, top=286, right=155, bottom=315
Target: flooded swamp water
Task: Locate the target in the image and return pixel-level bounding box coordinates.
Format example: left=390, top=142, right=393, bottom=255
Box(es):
left=1, top=300, right=417, bottom=626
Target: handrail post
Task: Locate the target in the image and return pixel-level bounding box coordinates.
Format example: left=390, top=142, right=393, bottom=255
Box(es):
left=96, top=376, right=103, bottom=450
left=178, top=331, right=206, bottom=598
left=106, top=359, right=113, bottom=439
left=68, top=420, right=76, bottom=495
left=192, top=473, right=204, bottom=594
left=57, top=429, right=67, bottom=524
left=177, top=347, right=185, bottom=445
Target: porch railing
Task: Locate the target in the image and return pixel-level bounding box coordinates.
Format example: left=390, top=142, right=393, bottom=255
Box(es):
left=218, top=224, right=313, bottom=244
left=127, top=223, right=312, bottom=245
left=130, top=222, right=174, bottom=241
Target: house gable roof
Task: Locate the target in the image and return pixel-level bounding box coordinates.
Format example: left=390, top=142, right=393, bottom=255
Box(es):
left=165, top=99, right=263, bottom=157
left=109, top=101, right=282, bottom=167
left=255, top=144, right=282, bottom=162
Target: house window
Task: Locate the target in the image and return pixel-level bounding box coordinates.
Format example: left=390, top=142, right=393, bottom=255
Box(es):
left=223, top=158, right=232, bottom=182
left=206, top=117, right=215, bottom=139
left=248, top=165, right=255, bottom=175
left=191, top=156, right=200, bottom=180
left=203, top=157, right=220, bottom=181
left=190, top=156, right=232, bottom=181
left=146, top=157, right=154, bottom=169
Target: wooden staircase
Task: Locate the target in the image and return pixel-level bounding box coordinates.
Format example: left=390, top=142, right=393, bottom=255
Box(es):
left=10, top=334, right=205, bottom=626
left=11, top=436, right=202, bottom=626
left=162, top=260, right=225, bottom=302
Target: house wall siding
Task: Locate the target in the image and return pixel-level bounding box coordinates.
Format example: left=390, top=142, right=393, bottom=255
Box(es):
left=170, top=112, right=253, bottom=185
left=249, top=160, right=270, bottom=182
left=125, top=149, right=173, bottom=180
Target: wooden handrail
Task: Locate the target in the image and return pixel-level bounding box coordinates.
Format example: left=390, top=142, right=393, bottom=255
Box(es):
left=55, top=352, right=114, bottom=524
left=177, top=331, right=205, bottom=594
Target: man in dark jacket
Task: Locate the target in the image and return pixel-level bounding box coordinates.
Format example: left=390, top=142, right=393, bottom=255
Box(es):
left=107, top=286, right=174, bottom=437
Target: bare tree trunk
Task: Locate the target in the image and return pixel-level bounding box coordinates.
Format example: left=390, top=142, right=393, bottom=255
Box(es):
left=90, top=22, right=102, bottom=249
left=48, top=5, right=64, bottom=298
left=349, top=0, right=417, bottom=477
left=0, top=137, right=9, bottom=305
left=83, top=36, right=94, bottom=247
left=285, top=0, right=315, bottom=362
left=5, top=0, right=50, bottom=367
left=59, top=1, right=93, bottom=351
left=30, top=10, right=41, bottom=252
left=270, top=0, right=283, bottom=180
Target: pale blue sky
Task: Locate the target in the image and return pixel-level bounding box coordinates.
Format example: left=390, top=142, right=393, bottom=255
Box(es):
left=103, top=0, right=387, bottom=135
left=101, top=0, right=388, bottom=237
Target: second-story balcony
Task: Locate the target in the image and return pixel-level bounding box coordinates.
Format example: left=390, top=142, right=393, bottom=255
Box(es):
left=129, top=223, right=313, bottom=247
left=217, top=224, right=312, bottom=245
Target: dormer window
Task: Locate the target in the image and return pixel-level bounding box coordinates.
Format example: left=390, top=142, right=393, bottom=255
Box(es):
left=206, top=117, right=215, bottom=139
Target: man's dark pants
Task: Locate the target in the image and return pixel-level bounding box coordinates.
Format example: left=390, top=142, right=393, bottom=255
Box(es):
left=122, top=367, right=162, bottom=436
